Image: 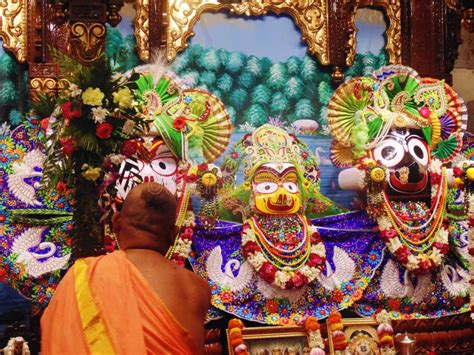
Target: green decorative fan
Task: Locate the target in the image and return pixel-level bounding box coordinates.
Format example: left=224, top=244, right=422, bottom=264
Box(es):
left=327, top=77, right=376, bottom=146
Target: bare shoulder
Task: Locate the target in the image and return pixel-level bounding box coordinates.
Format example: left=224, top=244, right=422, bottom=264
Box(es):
left=180, top=268, right=211, bottom=307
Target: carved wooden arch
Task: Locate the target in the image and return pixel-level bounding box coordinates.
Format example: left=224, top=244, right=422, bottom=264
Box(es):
left=134, top=0, right=331, bottom=65
left=0, top=0, right=28, bottom=63
left=344, top=0, right=402, bottom=66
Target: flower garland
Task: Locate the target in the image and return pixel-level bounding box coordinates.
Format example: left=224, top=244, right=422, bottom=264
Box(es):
left=374, top=310, right=396, bottom=355
left=303, top=316, right=325, bottom=354
left=452, top=161, right=474, bottom=319
left=241, top=217, right=325, bottom=290
left=227, top=319, right=249, bottom=355
left=327, top=312, right=347, bottom=353
left=363, top=158, right=450, bottom=274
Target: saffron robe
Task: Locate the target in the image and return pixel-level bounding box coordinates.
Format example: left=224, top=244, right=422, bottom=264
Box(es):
left=41, top=250, right=199, bottom=354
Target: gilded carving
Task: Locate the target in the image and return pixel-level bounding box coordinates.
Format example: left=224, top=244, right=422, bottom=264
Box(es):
left=30, top=78, right=58, bottom=102
left=69, top=22, right=106, bottom=64
left=345, top=0, right=402, bottom=66
left=134, top=0, right=150, bottom=61
left=135, top=0, right=329, bottom=65
left=0, top=0, right=27, bottom=63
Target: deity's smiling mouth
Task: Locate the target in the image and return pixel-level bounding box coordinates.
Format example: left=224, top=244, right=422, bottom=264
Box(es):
left=265, top=196, right=295, bottom=212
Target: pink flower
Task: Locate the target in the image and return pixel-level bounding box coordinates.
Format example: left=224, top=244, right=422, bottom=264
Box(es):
left=258, top=262, right=277, bottom=284
left=381, top=228, right=397, bottom=242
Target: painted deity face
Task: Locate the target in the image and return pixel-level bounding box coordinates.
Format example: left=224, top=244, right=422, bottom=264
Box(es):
left=252, top=163, right=302, bottom=215
left=115, top=138, right=179, bottom=200
left=371, top=128, right=430, bottom=196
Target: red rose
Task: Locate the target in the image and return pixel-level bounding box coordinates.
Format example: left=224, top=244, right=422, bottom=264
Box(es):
left=181, top=227, right=193, bottom=240
left=332, top=290, right=344, bottom=302
left=173, top=116, right=187, bottom=131
left=198, top=163, right=208, bottom=171
left=258, top=262, right=277, bottom=284
left=40, top=118, right=49, bottom=130
left=453, top=166, right=464, bottom=178
left=433, top=242, right=449, bottom=255
left=454, top=296, right=466, bottom=308
left=417, top=259, right=432, bottom=273
left=59, top=137, right=76, bottom=156
left=430, top=173, right=441, bottom=185
left=381, top=228, right=397, bottom=242
left=56, top=181, right=67, bottom=192
left=121, top=139, right=139, bottom=156
left=388, top=298, right=401, bottom=310
left=265, top=300, right=278, bottom=313
left=394, top=245, right=409, bottom=263
left=310, top=231, right=321, bottom=244
left=242, top=241, right=260, bottom=256
left=231, top=152, right=239, bottom=160
left=469, top=247, right=474, bottom=256
left=62, top=101, right=82, bottom=120
left=96, top=122, right=114, bottom=139
left=291, top=273, right=307, bottom=288
left=307, top=253, right=324, bottom=267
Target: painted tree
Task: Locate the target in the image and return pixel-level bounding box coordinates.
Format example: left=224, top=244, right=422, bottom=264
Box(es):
left=198, top=48, right=221, bottom=71
left=267, top=63, right=288, bottom=90
left=286, top=56, right=302, bottom=76
left=238, top=71, right=256, bottom=89
left=0, top=52, right=28, bottom=127
left=362, top=52, right=377, bottom=76
left=245, top=104, right=268, bottom=127
left=199, top=70, right=217, bottom=87
left=225, top=52, right=245, bottom=73
left=270, top=92, right=290, bottom=116
left=181, top=70, right=200, bottom=87
left=216, top=48, right=229, bottom=66
left=229, top=88, right=248, bottom=111
left=251, top=84, right=271, bottom=105
left=226, top=106, right=237, bottom=124
left=217, top=73, right=234, bottom=94
left=246, top=55, right=263, bottom=78
left=284, top=76, right=304, bottom=100
left=300, top=56, right=318, bottom=83
left=317, top=81, right=334, bottom=106
left=295, top=98, right=316, bottom=120
left=105, top=26, right=139, bottom=71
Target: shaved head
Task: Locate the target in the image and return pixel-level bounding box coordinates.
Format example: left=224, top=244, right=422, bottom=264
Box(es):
left=114, top=182, right=178, bottom=252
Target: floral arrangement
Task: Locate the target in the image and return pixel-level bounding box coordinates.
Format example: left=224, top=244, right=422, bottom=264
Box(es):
left=227, top=318, right=249, bottom=355
left=37, top=51, right=150, bottom=253
left=361, top=157, right=450, bottom=274
left=303, top=316, right=325, bottom=354
left=327, top=312, right=347, bottom=353
left=241, top=220, right=326, bottom=290
left=374, top=310, right=396, bottom=354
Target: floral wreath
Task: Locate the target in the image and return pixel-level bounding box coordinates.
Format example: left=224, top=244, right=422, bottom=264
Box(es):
left=241, top=217, right=326, bottom=290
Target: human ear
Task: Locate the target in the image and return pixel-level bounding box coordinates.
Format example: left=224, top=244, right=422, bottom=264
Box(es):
left=112, top=211, right=121, bottom=234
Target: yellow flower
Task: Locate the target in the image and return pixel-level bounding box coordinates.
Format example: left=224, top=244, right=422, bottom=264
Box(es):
left=82, top=87, right=104, bottom=106
left=81, top=167, right=102, bottom=181
left=370, top=167, right=385, bottom=183
left=112, top=87, right=133, bottom=108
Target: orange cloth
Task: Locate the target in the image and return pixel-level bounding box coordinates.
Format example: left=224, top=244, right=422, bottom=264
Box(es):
left=41, top=250, right=198, bottom=354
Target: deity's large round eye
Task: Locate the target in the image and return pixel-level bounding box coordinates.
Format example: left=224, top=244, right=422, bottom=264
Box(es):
left=407, top=137, right=429, bottom=166
left=255, top=182, right=278, bottom=194
left=373, top=139, right=404, bottom=168
left=150, top=156, right=178, bottom=177
left=283, top=182, right=299, bottom=193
